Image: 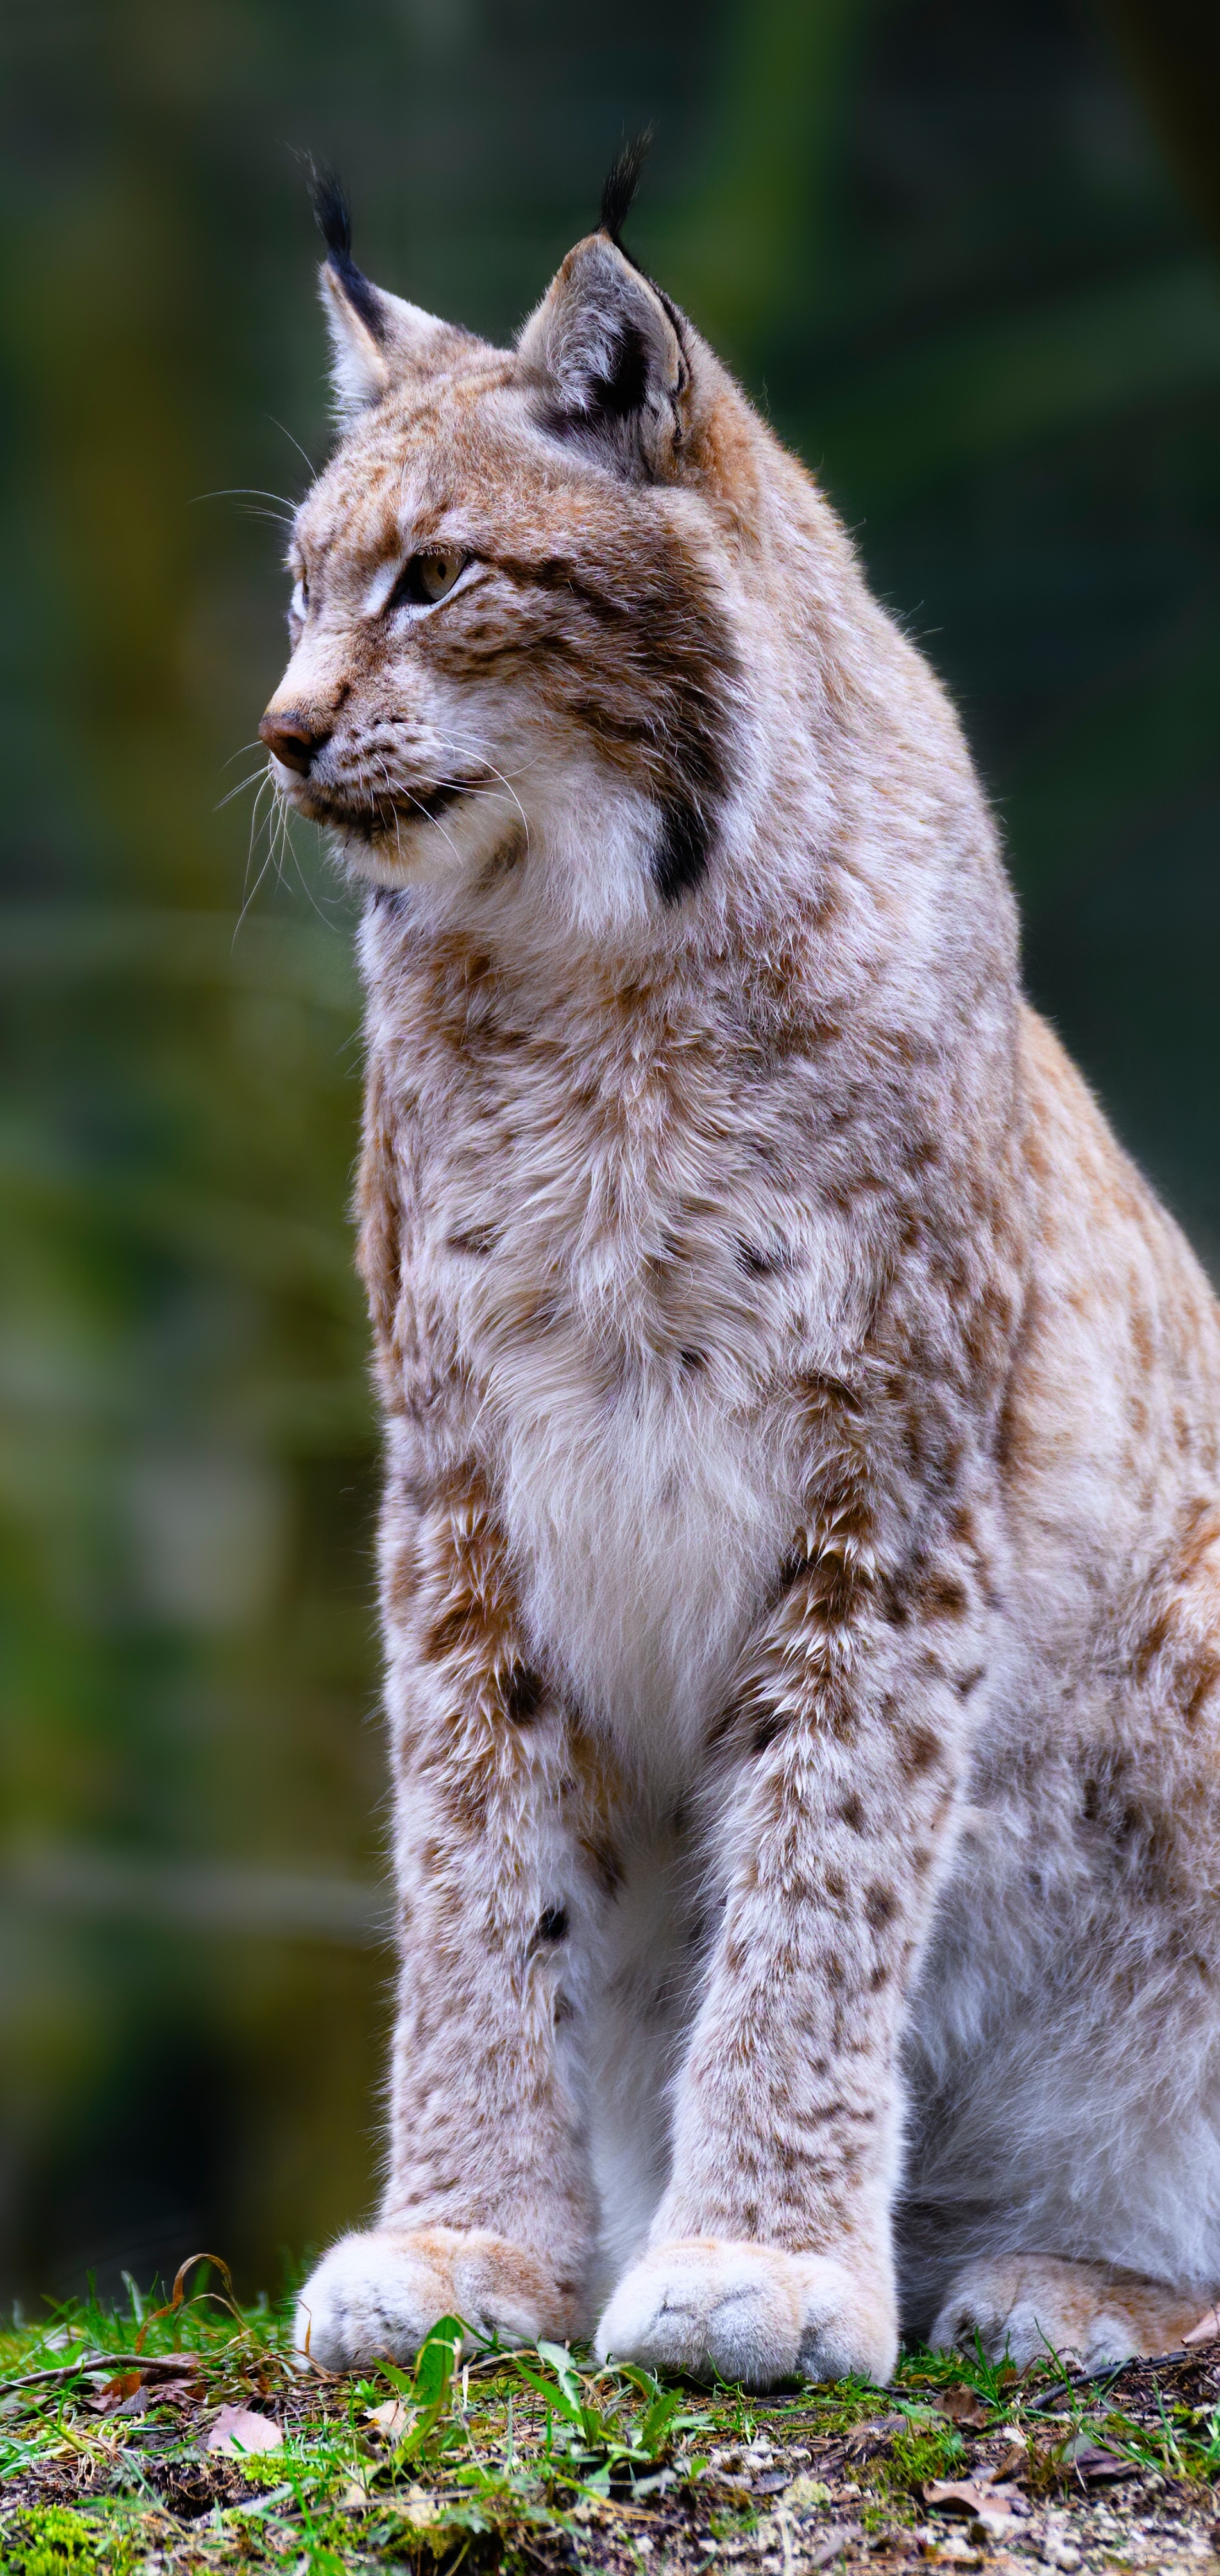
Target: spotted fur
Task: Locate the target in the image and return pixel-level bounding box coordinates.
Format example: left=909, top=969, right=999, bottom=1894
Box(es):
left=267, top=187, right=1220, bottom=2384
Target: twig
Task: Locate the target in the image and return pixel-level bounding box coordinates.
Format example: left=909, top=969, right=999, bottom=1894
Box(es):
left=0, top=2350, right=205, bottom=2395
left=1024, top=2353, right=1185, bottom=2413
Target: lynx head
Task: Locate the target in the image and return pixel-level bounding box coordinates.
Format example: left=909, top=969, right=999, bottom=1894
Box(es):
left=259, top=151, right=777, bottom=947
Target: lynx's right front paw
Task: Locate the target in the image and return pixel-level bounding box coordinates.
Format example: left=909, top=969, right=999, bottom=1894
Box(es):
left=595, top=2239, right=897, bottom=2390
left=295, top=2224, right=576, bottom=2371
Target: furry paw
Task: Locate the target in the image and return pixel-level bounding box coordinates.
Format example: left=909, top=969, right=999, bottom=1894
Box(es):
left=294, top=2224, right=575, bottom=2370
left=593, top=2237, right=897, bottom=2389
left=930, top=2254, right=1206, bottom=2372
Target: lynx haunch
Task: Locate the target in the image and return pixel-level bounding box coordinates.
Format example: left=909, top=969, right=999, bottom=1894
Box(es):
left=263, top=156, right=1220, bottom=2386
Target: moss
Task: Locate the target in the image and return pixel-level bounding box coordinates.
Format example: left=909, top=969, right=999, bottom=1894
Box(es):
left=0, top=2507, right=107, bottom=2576
left=884, top=2423, right=966, bottom=2491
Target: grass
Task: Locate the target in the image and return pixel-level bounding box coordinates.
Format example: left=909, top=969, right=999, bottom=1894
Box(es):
left=4, top=2262, right=1220, bottom=2573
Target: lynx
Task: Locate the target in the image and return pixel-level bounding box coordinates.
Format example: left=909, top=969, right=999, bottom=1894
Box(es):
left=263, top=154, right=1220, bottom=2387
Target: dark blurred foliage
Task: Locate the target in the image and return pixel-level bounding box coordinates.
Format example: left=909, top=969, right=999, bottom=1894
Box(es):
left=1, top=0, right=1217, bottom=2308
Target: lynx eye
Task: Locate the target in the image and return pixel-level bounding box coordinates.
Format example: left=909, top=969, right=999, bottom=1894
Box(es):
left=391, top=549, right=469, bottom=610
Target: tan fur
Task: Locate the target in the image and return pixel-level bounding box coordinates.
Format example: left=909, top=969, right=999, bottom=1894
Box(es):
left=267, top=211, right=1220, bottom=2384
left=930, top=2255, right=1207, bottom=2372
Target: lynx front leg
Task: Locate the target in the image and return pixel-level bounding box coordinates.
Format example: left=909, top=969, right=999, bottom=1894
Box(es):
left=596, top=1510, right=978, bottom=2388
left=297, top=1473, right=602, bottom=2368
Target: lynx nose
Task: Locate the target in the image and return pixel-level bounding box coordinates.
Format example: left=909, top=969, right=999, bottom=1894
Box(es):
left=258, top=708, right=330, bottom=775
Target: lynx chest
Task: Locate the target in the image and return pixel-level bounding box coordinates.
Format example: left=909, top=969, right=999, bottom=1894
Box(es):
left=370, top=952, right=871, bottom=1766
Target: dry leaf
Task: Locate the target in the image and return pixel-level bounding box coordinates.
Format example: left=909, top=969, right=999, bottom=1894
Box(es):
left=925, top=2475, right=1024, bottom=2530
left=845, top=2412, right=906, bottom=2455
left=85, top=2371, right=145, bottom=2415
left=110, top=2387, right=152, bottom=2420
left=1183, top=2308, right=1220, bottom=2347
left=87, top=2362, right=199, bottom=2417
left=367, top=2398, right=409, bottom=2440
left=934, top=2388, right=990, bottom=2428
left=206, top=2404, right=283, bottom=2457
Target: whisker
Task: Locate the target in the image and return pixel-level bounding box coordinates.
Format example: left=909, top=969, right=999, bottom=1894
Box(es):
left=241, top=771, right=274, bottom=902
left=191, top=486, right=301, bottom=514
left=265, top=416, right=318, bottom=480
left=214, top=767, right=269, bottom=812
left=372, top=754, right=464, bottom=872
left=370, top=759, right=406, bottom=874
left=469, top=758, right=530, bottom=853
left=272, top=790, right=294, bottom=891
left=233, top=776, right=278, bottom=944
left=280, top=800, right=334, bottom=925
left=399, top=787, right=463, bottom=869
left=384, top=719, right=541, bottom=789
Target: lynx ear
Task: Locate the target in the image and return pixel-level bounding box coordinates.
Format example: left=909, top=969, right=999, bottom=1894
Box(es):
left=518, top=240, right=691, bottom=478
left=307, top=167, right=452, bottom=422
left=518, top=148, right=691, bottom=478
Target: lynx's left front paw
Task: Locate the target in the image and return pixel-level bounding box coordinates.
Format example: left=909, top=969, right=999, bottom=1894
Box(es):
left=594, top=2239, right=896, bottom=2389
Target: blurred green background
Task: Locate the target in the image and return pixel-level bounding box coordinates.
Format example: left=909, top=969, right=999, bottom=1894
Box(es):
left=2, top=0, right=1218, bottom=2310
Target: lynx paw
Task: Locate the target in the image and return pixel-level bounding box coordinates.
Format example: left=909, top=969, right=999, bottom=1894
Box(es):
left=594, top=2238, right=897, bottom=2389
left=930, top=2255, right=1207, bottom=2372
left=295, top=2224, right=575, bottom=2371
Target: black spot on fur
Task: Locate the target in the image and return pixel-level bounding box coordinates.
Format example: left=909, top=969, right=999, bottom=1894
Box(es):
left=304, top=159, right=386, bottom=345
left=537, top=1906, right=568, bottom=1942
left=447, top=1225, right=500, bottom=1258
left=654, top=796, right=709, bottom=902
left=503, top=1663, right=544, bottom=1724
left=739, top=1239, right=785, bottom=1276
left=752, top=1709, right=786, bottom=1757
left=599, top=132, right=652, bottom=247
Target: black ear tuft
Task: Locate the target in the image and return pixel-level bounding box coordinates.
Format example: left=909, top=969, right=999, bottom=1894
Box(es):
left=306, top=159, right=352, bottom=264
left=302, top=156, right=386, bottom=346
left=599, top=130, right=653, bottom=249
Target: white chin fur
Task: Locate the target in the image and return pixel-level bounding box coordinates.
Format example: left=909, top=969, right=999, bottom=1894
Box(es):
left=327, top=743, right=670, bottom=941
left=332, top=789, right=496, bottom=891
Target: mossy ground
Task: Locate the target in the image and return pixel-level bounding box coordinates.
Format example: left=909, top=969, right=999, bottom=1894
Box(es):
left=4, top=2264, right=1220, bottom=2573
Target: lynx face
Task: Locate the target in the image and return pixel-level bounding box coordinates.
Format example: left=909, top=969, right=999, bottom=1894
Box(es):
left=261, top=209, right=749, bottom=941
